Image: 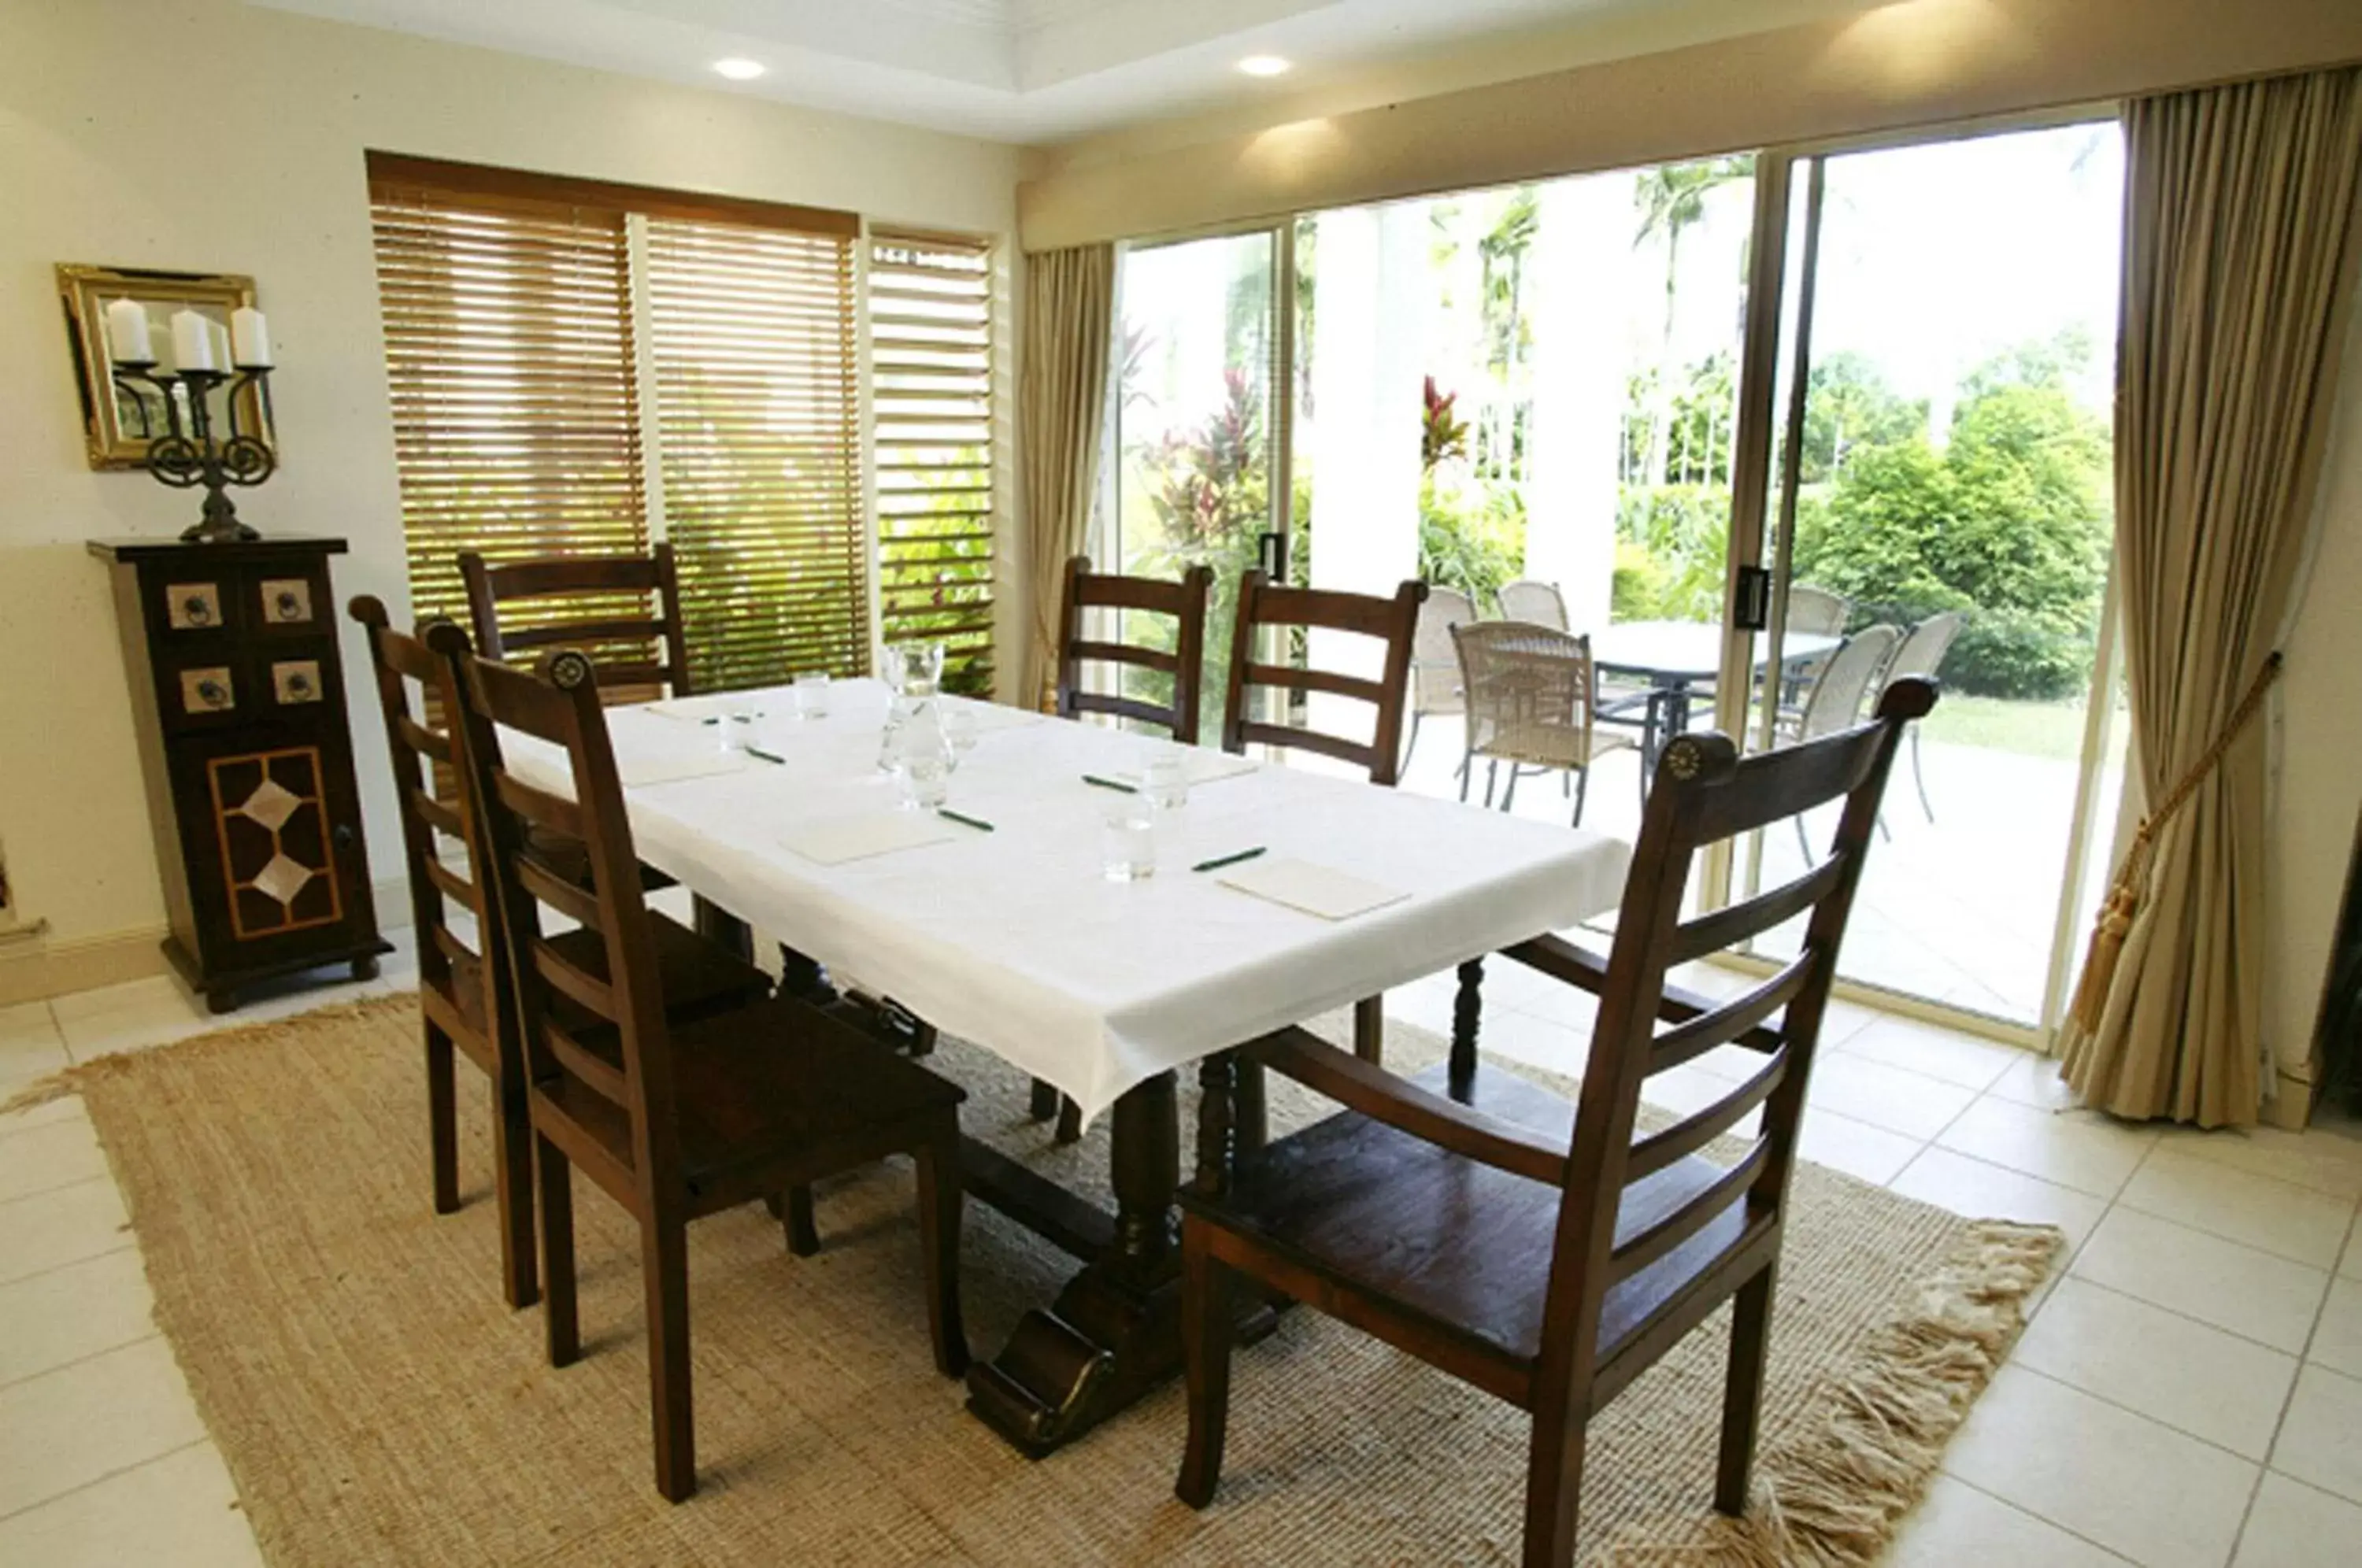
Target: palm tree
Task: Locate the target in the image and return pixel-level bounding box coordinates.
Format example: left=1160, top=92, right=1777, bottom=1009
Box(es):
left=1633, top=156, right=1753, bottom=486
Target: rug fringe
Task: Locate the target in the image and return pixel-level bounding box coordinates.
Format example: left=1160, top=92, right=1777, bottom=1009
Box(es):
left=1595, top=1219, right=2061, bottom=1566
left=0, top=993, right=417, bottom=1117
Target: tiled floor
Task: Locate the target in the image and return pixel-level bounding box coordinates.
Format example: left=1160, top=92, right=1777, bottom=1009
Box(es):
left=4, top=937, right=2361, bottom=1564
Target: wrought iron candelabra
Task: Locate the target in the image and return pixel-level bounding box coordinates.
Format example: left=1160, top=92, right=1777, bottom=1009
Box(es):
left=109, top=362, right=276, bottom=545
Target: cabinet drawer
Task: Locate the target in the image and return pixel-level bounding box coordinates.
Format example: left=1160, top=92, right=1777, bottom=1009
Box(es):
left=250, top=565, right=332, bottom=638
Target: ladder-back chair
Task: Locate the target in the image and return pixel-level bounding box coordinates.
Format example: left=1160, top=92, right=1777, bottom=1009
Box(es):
left=1175, top=677, right=1939, bottom=1566
left=1221, top=569, right=1427, bottom=1065
left=460, top=545, right=693, bottom=698
left=439, top=636, right=969, bottom=1503
left=1054, top=553, right=1216, bottom=741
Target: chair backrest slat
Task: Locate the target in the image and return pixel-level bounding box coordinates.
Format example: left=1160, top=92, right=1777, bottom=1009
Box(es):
left=1055, top=555, right=1213, bottom=742
left=460, top=545, right=693, bottom=701
left=1792, top=624, right=1902, bottom=745
left=494, top=771, right=585, bottom=844
left=347, top=597, right=496, bottom=1036
left=1512, top=675, right=1935, bottom=1410
left=1221, top=571, right=1426, bottom=786
left=1495, top=579, right=1569, bottom=631
left=544, top=1019, right=631, bottom=1107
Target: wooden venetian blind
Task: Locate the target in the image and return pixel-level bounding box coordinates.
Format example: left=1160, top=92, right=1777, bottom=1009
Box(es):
left=870, top=229, right=998, bottom=695
left=368, top=178, right=647, bottom=634
left=646, top=216, right=865, bottom=691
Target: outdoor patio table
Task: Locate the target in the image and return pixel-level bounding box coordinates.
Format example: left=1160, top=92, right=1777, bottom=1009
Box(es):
left=1590, top=619, right=1843, bottom=769
left=502, top=679, right=1631, bottom=1457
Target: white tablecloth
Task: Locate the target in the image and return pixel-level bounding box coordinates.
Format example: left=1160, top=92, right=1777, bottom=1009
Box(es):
left=505, top=680, right=1632, bottom=1122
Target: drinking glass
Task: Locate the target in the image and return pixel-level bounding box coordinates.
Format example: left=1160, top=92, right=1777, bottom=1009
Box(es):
left=898, top=753, right=951, bottom=812
left=792, top=671, right=830, bottom=719
left=1142, top=753, right=1189, bottom=812
left=1101, top=799, right=1157, bottom=882
left=883, top=641, right=946, bottom=700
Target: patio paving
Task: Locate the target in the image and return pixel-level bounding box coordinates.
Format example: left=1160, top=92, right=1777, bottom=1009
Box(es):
left=1397, top=712, right=2122, bottom=1028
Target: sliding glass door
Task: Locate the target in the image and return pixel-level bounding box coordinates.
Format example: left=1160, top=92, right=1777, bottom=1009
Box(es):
left=1107, top=229, right=1283, bottom=739
left=1731, top=121, right=2129, bottom=1028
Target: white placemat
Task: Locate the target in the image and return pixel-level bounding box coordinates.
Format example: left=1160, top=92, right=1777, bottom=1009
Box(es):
left=781, top=812, right=963, bottom=867
left=1120, top=751, right=1260, bottom=788
left=642, top=697, right=764, bottom=724
left=1216, top=857, right=1411, bottom=922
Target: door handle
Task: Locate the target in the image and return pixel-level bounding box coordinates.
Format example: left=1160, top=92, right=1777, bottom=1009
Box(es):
left=1257, top=531, right=1289, bottom=582
left=1734, top=566, right=1772, bottom=632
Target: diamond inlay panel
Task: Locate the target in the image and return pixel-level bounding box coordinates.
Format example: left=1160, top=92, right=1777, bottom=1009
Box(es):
left=206, top=748, right=344, bottom=941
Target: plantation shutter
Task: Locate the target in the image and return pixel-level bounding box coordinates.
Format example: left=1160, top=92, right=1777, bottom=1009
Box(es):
left=646, top=215, right=867, bottom=691
left=368, top=177, right=647, bottom=633
left=870, top=229, right=998, bottom=694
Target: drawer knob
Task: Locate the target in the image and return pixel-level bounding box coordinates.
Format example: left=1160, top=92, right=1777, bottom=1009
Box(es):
left=183, top=595, right=214, bottom=626
left=276, top=590, right=302, bottom=619
left=197, top=678, right=228, bottom=708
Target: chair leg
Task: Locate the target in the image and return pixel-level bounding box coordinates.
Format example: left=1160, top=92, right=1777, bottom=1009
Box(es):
left=643, top=1212, right=696, bottom=1503
left=490, top=1077, right=539, bottom=1309
left=782, top=1185, right=820, bottom=1256
left=914, top=1130, right=970, bottom=1378
left=1353, top=996, right=1384, bottom=1064
left=1911, top=723, right=1934, bottom=822
left=1028, top=1077, right=1060, bottom=1122
left=1716, top=1266, right=1778, bottom=1517
left=535, top=1133, right=579, bottom=1369
left=1483, top=758, right=1501, bottom=808
left=1056, top=1096, right=1083, bottom=1145
left=1402, top=711, right=1422, bottom=774
left=1175, top=1221, right=1234, bottom=1510
left=1571, top=765, right=1590, bottom=829
left=1459, top=747, right=1476, bottom=803
left=425, top=1024, right=459, bottom=1216
left=1521, top=1412, right=1588, bottom=1568
left=1793, top=813, right=1810, bottom=863
left=1235, top=1058, right=1268, bottom=1157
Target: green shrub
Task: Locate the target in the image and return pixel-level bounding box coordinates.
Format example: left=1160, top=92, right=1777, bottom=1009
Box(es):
left=1418, top=478, right=1523, bottom=605
left=1612, top=485, right=1728, bottom=621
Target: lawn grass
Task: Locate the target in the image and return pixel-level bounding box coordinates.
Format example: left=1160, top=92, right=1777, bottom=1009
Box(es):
left=1920, top=692, right=2130, bottom=763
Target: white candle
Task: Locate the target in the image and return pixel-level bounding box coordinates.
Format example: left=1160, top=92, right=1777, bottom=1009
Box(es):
left=169, top=309, right=217, bottom=372
left=230, top=305, right=272, bottom=368
left=105, top=298, right=154, bottom=363
left=209, top=320, right=233, bottom=375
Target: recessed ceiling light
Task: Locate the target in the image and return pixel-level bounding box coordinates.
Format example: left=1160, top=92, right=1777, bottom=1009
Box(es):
left=1237, top=55, right=1292, bottom=78
left=712, top=57, right=767, bottom=81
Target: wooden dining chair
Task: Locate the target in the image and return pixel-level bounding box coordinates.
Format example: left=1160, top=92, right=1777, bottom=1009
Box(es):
left=439, top=636, right=969, bottom=1503
left=347, top=601, right=773, bottom=1312
left=1222, top=568, right=1427, bottom=1066
left=1175, top=677, right=1939, bottom=1566
left=459, top=545, right=692, bottom=698
left=1054, top=553, right=1216, bottom=741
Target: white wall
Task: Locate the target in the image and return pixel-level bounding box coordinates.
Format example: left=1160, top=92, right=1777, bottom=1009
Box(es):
left=0, top=0, right=1021, bottom=971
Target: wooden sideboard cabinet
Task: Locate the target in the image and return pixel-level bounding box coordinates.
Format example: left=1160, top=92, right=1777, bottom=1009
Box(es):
left=91, top=536, right=389, bottom=1013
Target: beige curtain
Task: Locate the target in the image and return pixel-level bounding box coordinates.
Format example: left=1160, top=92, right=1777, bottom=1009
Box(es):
left=1019, top=243, right=1117, bottom=711
left=2063, top=69, right=2362, bottom=1126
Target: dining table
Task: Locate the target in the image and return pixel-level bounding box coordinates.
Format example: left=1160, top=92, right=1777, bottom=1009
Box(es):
left=1589, top=619, right=1843, bottom=769
left=502, top=678, right=1633, bottom=1456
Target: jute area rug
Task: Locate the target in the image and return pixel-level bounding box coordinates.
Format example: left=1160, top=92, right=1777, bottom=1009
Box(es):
left=24, top=995, right=2057, bottom=1566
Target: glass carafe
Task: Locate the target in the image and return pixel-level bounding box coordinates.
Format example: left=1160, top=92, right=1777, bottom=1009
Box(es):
left=879, top=641, right=949, bottom=771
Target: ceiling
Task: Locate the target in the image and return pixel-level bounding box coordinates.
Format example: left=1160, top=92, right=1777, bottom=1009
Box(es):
left=250, top=0, right=1695, bottom=143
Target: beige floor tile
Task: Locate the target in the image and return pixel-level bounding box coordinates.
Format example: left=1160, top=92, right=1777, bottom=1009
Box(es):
left=1888, top=1147, right=2108, bottom=1250
left=0, top=1096, right=84, bottom=1136
left=0, top=1338, right=207, bottom=1518
left=1836, top=1014, right=2026, bottom=1092
left=2338, top=1210, right=2362, bottom=1282
left=2012, top=1278, right=2299, bottom=1461
left=1986, top=1048, right=2082, bottom=1111
left=1380, top=974, right=1459, bottom=1037
left=1942, top=1365, right=2256, bottom=1568
left=49, top=976, right=212, bottom=1063
left=1477, top=1008, right=1590, bottom=1078
left=0, top=1004, right=68, bottom=1094
left=2071, top=1207, right=2331, bottom=1355
left=0, top=1248, right=157, bottom=1389
left=1805, top=1052, right=1978, bottom=1141
left=0, top=1178, right=133, bottom=1288
left=1507, top=984, right=1601, bottom=1038
left=2119, top=1148, right=2356, bottom=1271
left=1886, top=1474, right=2134, bottom=1567
left=1638, top=1063, right=1761, bottom=1133
left=2234, top=1471, right=2362, bottom=1567
left=0, top=1111, right=109, bottom=1204
left=2312, top=1278, right=2362, bottom=1379
left=0, top=1441, right=261, bottom=1568
left=2157, top=1123, right=2362, bottom=1203
left=2271, top=1364, right=2362, bottom=1507
left=1794, top=1108, right=1923, bottom=1185
left=1938, top=1096, right=2158, bottom=1198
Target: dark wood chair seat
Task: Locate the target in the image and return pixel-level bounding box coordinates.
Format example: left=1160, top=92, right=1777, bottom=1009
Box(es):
left=1183, top=1063, right=1746, bottom=1381
left=538, top=997, right=966, bottom=1215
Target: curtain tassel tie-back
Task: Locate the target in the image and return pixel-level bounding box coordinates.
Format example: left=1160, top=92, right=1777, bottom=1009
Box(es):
left=2068, top=651, right=2284, bottom=1034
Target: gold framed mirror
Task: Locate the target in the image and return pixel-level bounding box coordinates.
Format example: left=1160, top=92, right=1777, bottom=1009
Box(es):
left=57, top=264, right=276, bottom=471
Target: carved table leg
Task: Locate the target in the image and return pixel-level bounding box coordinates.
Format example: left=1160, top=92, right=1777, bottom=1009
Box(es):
left=1449, top=957, right=1484, bottom=1101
